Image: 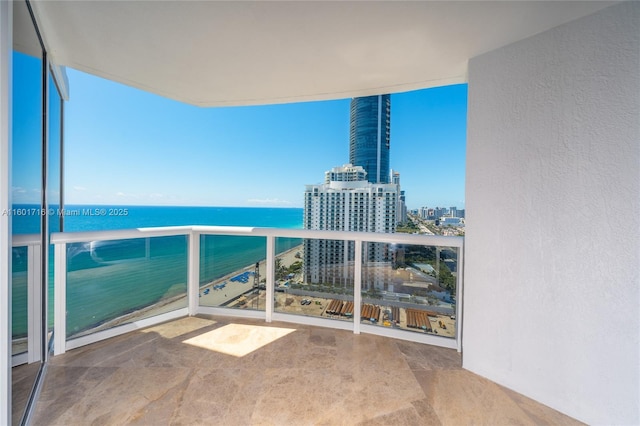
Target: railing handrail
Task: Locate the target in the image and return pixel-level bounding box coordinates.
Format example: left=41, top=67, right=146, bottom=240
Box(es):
left=51, top=225, right=463, bottom=248
left=12, top=234, right=41, bottom=246
left=49, top=226, right=193, bottom=243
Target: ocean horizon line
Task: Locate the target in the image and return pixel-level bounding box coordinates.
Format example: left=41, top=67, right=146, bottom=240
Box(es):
left=11, top=204, right=304, bottom=235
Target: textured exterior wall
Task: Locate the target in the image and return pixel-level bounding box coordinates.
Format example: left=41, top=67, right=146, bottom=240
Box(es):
left=464, top=3, right=639, bottom=425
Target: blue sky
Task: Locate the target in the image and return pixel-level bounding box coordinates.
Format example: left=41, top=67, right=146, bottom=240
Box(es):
left=15, top=59, right=467, bottom=210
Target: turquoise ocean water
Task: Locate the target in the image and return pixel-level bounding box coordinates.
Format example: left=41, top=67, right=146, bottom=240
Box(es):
left=11, top=205, right=302, bottom=337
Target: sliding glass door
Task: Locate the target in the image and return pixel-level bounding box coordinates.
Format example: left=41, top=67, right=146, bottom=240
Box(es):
left=10, top=1, right=64, bottom=424
left=11, top=3, right=43, bottom=422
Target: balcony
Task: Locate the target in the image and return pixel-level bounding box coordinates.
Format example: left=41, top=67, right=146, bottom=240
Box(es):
left=12, top=226, right=583, bottom=423
left=9, top=226, right=472, bottom=423
left=3, top=1, right=638, bottom=425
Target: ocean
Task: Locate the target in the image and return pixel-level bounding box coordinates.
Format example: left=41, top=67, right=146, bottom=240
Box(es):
left=10, top=204, right=303, bottom=233
left=11, top=205, right=303, bottom=338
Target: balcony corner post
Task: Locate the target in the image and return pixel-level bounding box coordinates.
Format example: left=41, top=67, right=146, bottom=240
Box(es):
left=188, top=231, right=200, bottom=317
left=353, top=239, right=363, bottom=334
left=265, top=235, right=275, bottom=323
left=455, top=242, right=464, bottom=352
left=27, top=243, right=42, bottom=363
left=53, top=242, right=66, bottom=355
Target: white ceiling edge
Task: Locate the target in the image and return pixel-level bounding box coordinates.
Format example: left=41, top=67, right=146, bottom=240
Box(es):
left=63, top=63, right=468, bottom=107
left=28, top=1, right=619, bottom=107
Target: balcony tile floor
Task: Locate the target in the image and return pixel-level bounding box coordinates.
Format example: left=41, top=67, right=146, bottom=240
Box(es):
left=31, top=315, right=581, bottom=425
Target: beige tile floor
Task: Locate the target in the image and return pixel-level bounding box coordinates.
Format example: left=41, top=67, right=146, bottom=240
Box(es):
left=31, top=315, right=582, bottom=425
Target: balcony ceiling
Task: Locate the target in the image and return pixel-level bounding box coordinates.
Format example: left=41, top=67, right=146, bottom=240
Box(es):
left=28, top=1, right=616, bottom=107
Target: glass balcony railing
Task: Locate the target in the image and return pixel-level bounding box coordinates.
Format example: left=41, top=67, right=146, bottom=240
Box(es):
left=359, top=242, right=458, bottom=338
left=50, top=227, right=463, bottom=355
left=199, top=234, right=266, bottom=312
left=11, top=234, right=43, bottom=366
left=65, top=235, right=188, bottom=338
left=11, top=245, right=28, bottom=357
left=274, top=238, right=355, bottom=323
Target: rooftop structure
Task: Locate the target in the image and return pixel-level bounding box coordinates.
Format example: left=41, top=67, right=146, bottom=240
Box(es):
left=324, top=164, right=367, bottom=184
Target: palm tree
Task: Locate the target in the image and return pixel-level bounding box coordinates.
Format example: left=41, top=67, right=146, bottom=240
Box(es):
left=275, top=258, right=286, bottom=280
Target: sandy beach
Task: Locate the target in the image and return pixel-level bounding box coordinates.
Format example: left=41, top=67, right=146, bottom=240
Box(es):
left=197, top=245, right=302, bottom=307
left=68, top=245, right=303, bottom=339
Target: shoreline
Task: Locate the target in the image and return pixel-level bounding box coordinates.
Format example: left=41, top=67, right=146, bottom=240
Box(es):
left=196, top=245, right=302, bottom=307
left=67, top=245, right=303, bottom=339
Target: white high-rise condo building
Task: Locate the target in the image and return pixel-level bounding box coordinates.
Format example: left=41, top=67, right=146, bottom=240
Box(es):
left=391, top=170, right=407, bottom=224
left=304, top=165, right=397, bottom=289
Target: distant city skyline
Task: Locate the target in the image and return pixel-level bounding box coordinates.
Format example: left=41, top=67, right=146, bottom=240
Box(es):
left=13, top=66, right=467, bottom=210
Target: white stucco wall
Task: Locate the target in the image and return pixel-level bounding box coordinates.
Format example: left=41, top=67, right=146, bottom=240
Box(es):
left=464, top=2, right=639, bottom=425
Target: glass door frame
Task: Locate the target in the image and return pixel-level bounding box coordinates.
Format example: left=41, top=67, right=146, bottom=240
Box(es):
left=1, top=0, right=67, bottom=423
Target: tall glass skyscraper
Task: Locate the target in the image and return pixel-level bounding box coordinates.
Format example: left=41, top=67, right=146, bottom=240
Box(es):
left=349, top=94, right=391, bottom=184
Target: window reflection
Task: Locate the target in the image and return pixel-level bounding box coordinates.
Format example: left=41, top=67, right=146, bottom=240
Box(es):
left=11, top=0, right=66, bottom=422
left=48, top=72, right=62, bottom=233
left=276, top=238, right=355, bottom=322
left=11, top=43, right=43, bottom=426
left=11, top=51, right=42, bottom=235
left=361, top=243, right=457, bottom=338
left=47, top=71, right=62, bottom=340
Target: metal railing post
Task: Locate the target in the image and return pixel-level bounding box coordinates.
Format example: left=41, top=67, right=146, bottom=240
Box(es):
left=27, top=244, right=42, bottom=363
left=188, top=232, right=200, bottom=316
left=265, top=235, right=275, bottom=323
left=353, top=239, right=362, bottom=334
left=456, top=245, right=464, bottom=352
left=53, top=243, right=66, bottom=355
